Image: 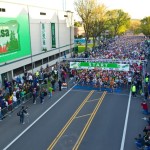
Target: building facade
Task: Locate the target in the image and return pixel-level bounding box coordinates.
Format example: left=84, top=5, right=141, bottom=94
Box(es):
left=0, top=1, right=74, bottom=85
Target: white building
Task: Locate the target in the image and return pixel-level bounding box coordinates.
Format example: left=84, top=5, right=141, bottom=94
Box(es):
left=0, top=1, right=74, bottom=85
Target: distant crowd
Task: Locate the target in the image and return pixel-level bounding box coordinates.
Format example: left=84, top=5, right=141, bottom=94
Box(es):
left=71, top=36, right=148, bottom=93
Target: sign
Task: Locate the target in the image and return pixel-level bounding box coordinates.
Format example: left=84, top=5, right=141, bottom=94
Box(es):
left=70, top=62, right=129, bottom=71
left=0, top=15, right=31, bottom=63
left=41, top=23, right=47, bottom=51
left=51, top=23, right=56, bottom=48
left=0, top=20, right=19, bottom=53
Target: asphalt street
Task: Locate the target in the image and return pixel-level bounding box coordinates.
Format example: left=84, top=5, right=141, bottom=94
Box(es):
left=0, top=83, right=145, bottom=150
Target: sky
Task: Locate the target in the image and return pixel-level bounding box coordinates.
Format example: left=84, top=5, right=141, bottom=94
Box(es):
left=3, top=0, right=150, bottom=19
left=99, top=0, right=150, bottom=19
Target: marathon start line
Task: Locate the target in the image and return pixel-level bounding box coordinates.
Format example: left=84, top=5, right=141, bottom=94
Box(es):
left=73, top=85, right=122, bottom=93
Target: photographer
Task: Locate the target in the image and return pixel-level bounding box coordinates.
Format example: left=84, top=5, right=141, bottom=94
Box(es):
left=18, top=106, right=28, bottom=124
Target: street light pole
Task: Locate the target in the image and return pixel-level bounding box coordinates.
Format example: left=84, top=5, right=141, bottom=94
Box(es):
left=64, top=11, right=73, bottom=58
left=27, top=5, right=34, bottom=74
left=57, top=10, right=61, bottom=80
left=70, top=24, right=72, bottom=57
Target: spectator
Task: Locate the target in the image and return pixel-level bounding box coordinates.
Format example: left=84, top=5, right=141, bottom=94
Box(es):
left=32, top=88, right=37, bottom=104
left=51, top=79, right=56, bottom=91
left=141, top=101, right=149, bottom=115
left=131, top=84, right=136, bottom=97
left=144, top=85, right=149, bottom=100
left=48, top=86, right=53, bottom=99
left=0, top=106, right=2, bottom=120
left=135, top=134, right=145, bottom=146
left=12, top=93, right=17, bottom=108
left=28, top=74, right=33, bottom=84
left=58, top=80, right=62, bottom=91
left=40, top=90, right=44, bottom=104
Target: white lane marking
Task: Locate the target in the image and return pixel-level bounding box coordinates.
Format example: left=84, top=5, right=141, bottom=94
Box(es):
left=71, top=89, right=91, bottom=93
left=3, top=84, right=76, bottom=150
left=120, top=91, right=132, bottom=150
left=75, top=113, right=91, bottom=119
left=106, top=93, right=129, bottom=96
left=87, top=99, right=99, bottom=102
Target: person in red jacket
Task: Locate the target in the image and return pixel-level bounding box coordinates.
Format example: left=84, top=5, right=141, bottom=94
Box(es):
left=141, top=101, right=149, bottom=115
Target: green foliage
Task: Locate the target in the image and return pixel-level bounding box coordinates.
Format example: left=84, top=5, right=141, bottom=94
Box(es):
left=74, top=0, right=97, bottom=50
left=74, top=21, right=82, bottom=27
left=129, top=20, right=141, bottom=35
left=77, top=43, right=94, bottom=53
left=141, top=17, right=150, bottom=36
left=8, top=30, right=19, bottom=51
left=107, top=9, right=130, bottom=36
left=78, top=45, right=85, bottom=53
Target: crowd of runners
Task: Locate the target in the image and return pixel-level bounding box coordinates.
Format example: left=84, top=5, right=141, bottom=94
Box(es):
left=70, top=36, right=148, bottom=94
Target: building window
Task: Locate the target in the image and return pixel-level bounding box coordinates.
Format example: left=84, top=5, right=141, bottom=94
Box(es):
left=13, top=67, right=24, bottom=76
left=66, top=50, right=69, bottom=54
left=49, top=56, right=54, bottom=61
left=25, top=63, right=32, bottom=71
left=43, top=57, right=48, bottom=64
left=40, top=12, right=46, bottom=15
left=0, top=8, right=6, bottom=12
left=55, top=53, right=59, bottom=59
left=35, top=60, right=42, bottom=68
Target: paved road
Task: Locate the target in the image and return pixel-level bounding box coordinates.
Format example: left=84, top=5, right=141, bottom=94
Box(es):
left=0, top=80, right=147, bottom=150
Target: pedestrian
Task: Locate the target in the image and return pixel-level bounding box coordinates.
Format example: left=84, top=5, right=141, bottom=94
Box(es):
left=145, top=76, right=149, bottom=85
left=141, top=101, right=149, bottom=115
left=58, top=79, right=62, bottom=91
left=40, top=90, right=44, bottom=104
left=48, top=86, right=53, bottom=99
left=51, top=79, right=56, bottom=91
left=32, top=88, right=37, bottom=104
left=144, top=85, right=149, bottom=100
left=148, top=83, right=150, bottom=99
left=131, top=84, right=136, bottom=97
left=18, top=106, right=28, bottom=124
left=0, top=106, right=2, bottom=121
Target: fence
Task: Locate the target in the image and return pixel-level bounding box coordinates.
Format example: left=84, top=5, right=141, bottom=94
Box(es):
left=0, top=83, right=49, bottom=120
left=0, top=92, right=33, bottom=120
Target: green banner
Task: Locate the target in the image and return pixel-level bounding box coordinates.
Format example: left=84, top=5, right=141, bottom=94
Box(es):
left=51, top=23, right=56, bottom=48
left=0, top=14, right=31, bottom=63
left=70, top=62, right=129, bottom=71
left=41, top=23, right=47, bottom=51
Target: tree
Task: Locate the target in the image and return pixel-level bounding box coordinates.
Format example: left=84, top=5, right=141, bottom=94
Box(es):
left=90, top=4, right=108, bottom=47
left=74, top=0, right=97, bottom=50
left=141, top=16, right=150, bottom=36
left=74, top=21, right=82, bottom=27
left=107, top=9, right=130, bottom=36
left=129, top=19, right=141, bottom=35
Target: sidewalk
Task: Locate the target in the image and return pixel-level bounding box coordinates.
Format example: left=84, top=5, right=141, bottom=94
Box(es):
left=0, top=78, right=75, bottom=150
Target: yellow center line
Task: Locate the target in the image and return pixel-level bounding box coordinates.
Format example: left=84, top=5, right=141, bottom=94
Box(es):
left=47, top=90, right=95, bottom=150
left=75, top=113, right=91, bottom=119
left=72, top=91, right=107, bottom=150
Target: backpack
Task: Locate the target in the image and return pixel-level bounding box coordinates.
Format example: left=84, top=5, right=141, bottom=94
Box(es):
left=17, top=110, right=21, bottom=116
